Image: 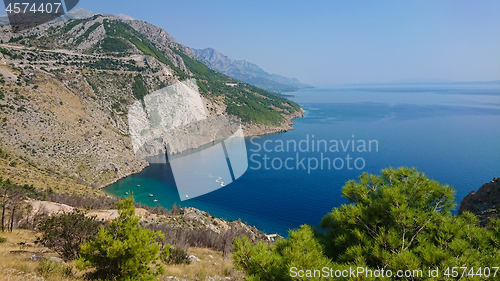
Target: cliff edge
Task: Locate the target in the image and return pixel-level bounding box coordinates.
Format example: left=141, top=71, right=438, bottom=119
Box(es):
left=458, top=177, right=500, bottom=225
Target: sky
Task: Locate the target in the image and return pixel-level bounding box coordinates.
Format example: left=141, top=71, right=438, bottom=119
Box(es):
left=73, top=1, right=499, bottom=86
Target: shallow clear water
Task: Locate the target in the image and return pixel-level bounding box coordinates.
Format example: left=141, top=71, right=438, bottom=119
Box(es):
left=104, top=85, right=500, bottom=236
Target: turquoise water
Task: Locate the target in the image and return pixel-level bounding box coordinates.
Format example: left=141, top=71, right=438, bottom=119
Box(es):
left=104, top=85, right=500, bottom=236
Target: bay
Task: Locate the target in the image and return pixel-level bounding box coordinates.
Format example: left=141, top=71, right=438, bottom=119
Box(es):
left=104, top=85, right=500, bottom=236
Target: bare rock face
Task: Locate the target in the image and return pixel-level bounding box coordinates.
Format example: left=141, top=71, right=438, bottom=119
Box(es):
left=458, top=177, right=500, bottom=225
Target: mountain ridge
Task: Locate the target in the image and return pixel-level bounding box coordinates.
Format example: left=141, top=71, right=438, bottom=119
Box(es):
left=193, top=47, right=312, bottom=94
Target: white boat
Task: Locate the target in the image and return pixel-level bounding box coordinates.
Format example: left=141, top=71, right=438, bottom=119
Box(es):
left=185, top=195, right=189, bottom=198
left=153, top=199, right=158, bottom=202
left=125, top=192, right=129, bottom=195
left=137, top=185, right=140, bottom=187
left=148, top=194, right=153, bottom=197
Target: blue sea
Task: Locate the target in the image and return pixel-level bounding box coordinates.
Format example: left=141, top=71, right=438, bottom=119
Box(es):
left=104, top=84, right=500, bottom=236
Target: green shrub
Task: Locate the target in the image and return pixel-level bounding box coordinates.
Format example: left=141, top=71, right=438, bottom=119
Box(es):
left=35, top=260, right=73, bottom=279
left=165, top=246, right=191, bottom=265
left=37, top=211, right=101, bottom=261
left=159, top=244, right=170, bottom=263
left=0, top=237, right=6, bottom=243
left=233, top=225, right=331, bottom=280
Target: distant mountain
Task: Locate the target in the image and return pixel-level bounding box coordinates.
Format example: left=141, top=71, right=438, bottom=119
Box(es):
left=388, top=79, right=500, bottom=86
left=338, top=79, right=500, bottom=88
left=389, top=78, right=457, bottom=84
left=113, top=13, right=136, bottom=21
left=62, top=7, right=96, bottom=20
left=193, top=48, right=312, bottom=94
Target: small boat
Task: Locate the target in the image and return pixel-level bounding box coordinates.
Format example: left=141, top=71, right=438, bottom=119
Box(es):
left=153, top=199, right=158, bottom=202
left=220, top=182, right=225, bottom=187
left=125, top=192, right=129, bottom=195
left=185, top=195, right=189, bottom=198
left=148, top=194, right=153, bottom=197
left=137, top=185, right=140, bottom=187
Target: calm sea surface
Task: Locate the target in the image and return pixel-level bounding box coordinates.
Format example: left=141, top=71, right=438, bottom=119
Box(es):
left=104, top=85, right=500, bottom=236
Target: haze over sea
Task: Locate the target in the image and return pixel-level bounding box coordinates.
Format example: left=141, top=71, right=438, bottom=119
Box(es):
left=104, top=84, right=500, bottom=236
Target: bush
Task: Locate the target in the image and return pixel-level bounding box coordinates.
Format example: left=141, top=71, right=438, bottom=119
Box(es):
left=37, top=211, right=101, bottom=261
left=165, top=246, right=191, bottom=265
left=0, top=237, right=6, bottom=243
left=159, top=244, right=170, bottom=263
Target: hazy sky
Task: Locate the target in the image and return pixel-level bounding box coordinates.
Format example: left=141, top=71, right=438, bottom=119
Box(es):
left=75, top=1, right=499, bottom=86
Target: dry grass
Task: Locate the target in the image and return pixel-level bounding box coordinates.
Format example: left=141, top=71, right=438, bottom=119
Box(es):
left=0, top=229, right=42, bottom=281
left=0, top=229, right=86, bottom=281
left=161, top=247, right=245, bottom=281
left=0, top=158, right=105, bottom=197
left=0, top=230, right=245, bottom=281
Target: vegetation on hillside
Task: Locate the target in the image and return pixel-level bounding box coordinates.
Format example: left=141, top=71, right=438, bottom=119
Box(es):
left=97, top=18, right=302, bottom=125
left=1, top=15, right=303, bottom=127
left=132, top=74, right=147, bottom=100
left=100, top=37, right=130, bottom=53
left=173, top=48, right=302, bottom=125
left=102, top=19, right=186, bottom=77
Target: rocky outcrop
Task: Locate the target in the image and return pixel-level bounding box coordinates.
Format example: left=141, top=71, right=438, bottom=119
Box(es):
left=244, top=108, right=305, bottom=136
left=458, top=177, right=500, bottom=225
left=23, top=200, right=267, bottom=242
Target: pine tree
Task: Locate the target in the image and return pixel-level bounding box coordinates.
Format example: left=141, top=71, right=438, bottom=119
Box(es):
left=77, top=196, right=164, bottom=280
left=233, top=167, right=500, bottom=280
left=319, top=167, right=500, bottom=278
left=233, top=225, right=332, bottom=281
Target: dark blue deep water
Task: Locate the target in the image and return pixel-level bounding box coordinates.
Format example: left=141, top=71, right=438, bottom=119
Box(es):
left=104, top=85, right=500, bottom=236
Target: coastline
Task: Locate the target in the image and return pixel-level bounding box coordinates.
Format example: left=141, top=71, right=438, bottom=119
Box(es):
left=99, top=107, right=306, bottom=192
left=99, top=108, right=306, bottom=235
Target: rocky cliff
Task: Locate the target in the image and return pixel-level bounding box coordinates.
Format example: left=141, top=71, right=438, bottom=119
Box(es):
left=0, top=14, right=304, bottom=195
left=458, top=177, right=500, bottom=225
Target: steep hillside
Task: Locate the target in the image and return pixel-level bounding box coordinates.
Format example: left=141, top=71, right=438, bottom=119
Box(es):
left=0, top=15, right=304, bottom=194
left=193, top=47, right=312, bottom=94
